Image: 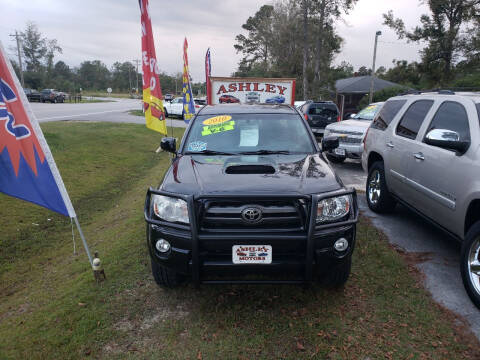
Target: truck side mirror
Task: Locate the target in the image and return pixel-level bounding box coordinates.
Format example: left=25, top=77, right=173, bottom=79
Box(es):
left=160, top=137, right=177, bottom=154
left=321, top=136, right=339, bottom=152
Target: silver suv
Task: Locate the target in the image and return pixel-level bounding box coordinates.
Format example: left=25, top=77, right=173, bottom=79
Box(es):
left=362, top=91, right=480, bottom=308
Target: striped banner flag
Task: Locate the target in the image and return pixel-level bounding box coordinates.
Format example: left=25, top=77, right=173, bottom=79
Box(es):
left=182, top=38, right=195, bottom=124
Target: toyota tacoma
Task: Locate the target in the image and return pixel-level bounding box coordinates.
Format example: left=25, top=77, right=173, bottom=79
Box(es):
left=144, top=104, right=358, bottom=287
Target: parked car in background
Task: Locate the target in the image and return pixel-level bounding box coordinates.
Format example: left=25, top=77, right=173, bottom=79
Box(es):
left=219, top=94, right=240, bottom=104
left=294, top=101, right=307, bottom=109
left=145, top=103, right=358, bottom=288
left=163, top=97, right=202, bottom=119
left=245, top=92, right=261, bottom=103
left=323, top=102, right=384, bottom=163
left=362, top=91, right=480, bottom=309
left=194, top=98, right=206, bottom=112
left=163, top=97, right=184, bottom=118
left=40, top=89, right=65, bottom=103
left=23, top=88, right=41, bottom=102
left=298, top=100, right=340, bottom=137
left=266, top=95, right=285, bottom=104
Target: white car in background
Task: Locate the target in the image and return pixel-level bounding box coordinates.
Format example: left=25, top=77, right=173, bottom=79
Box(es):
left=163, top=97, right=202, bottom=119
left=323, top=102, right=384, bottom=163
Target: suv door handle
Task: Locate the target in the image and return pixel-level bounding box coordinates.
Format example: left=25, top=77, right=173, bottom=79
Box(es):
left=386, top=142, right=395, bottom=148
left=413, top=152, right=425, bottom=161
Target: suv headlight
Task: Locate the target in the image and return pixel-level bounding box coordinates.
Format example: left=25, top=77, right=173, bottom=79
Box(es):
left=317, top=195, right=351, bottom=223
left=152, top=195, right=189, bottom=224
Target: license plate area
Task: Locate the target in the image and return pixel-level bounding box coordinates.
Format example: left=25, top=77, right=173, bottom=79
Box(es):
left=334, top=148, right=346, bottom=156
left=232, top=245, right=272, bottom=264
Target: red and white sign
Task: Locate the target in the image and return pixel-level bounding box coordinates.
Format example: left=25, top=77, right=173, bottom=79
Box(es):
left=232, top=245, right=272, bottom=264
left=208, top=77, right=296, bottom=106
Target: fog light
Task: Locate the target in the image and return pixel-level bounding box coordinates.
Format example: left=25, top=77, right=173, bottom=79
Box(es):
left=334, top=238, right=348, bottom=252
left=155, top=239, right=171, bottom=253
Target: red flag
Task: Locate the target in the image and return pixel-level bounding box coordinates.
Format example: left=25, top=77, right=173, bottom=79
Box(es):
left=139, top=0, right=167, bottom=134
left=205, top=48, right=212, bottom=104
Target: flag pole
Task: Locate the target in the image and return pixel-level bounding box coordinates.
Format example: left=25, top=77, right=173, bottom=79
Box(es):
left=73, top=217, right=93, bottom=266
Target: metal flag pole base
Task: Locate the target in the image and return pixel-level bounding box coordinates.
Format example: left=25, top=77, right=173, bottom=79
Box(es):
left=73, top=216, right=93, bottom=265
left=73, top=217, right=107, bottom=282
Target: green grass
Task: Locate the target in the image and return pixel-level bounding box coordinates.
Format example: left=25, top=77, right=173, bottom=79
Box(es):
left=0, top=123, right=479, bottom=359
left=83, top=91, right=135, bottom=99
left=64, top=99, right=113, bottom=104
left=128, top=109, right=144, bottom=117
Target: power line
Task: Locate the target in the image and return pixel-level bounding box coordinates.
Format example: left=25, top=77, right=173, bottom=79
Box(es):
left=8, top=31, right=24, bottom=87
left=132, top=59, right=141, bottom=94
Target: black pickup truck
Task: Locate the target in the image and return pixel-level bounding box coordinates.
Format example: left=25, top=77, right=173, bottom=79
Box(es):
left=144, top=104, right=358, bottom=287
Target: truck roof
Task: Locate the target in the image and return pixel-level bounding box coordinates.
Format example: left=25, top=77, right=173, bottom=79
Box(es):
left=198, top=103, right=297, bottom=115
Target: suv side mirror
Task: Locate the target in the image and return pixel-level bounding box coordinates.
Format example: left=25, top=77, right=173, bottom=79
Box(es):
left=160, top=137, right=177, bottom=154
left=321, top=136, right=339, bottom=152
left=425, top=129, right=470, bottom=154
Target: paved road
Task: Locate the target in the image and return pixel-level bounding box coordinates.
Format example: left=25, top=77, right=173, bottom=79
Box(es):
left=30, top=102, right=479, bottom=338
left=328, top=159, right=480, bottom=340
left=31, top=98, right=188, bottom=128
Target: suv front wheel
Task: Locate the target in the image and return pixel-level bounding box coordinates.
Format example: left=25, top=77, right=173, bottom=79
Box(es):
left=461, top=221, right=480, bottom=309
left=366, top=161, right=396, bottom=213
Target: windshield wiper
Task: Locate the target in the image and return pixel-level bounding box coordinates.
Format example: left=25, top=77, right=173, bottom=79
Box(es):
left=185, top=150, right=235, bottom=155
left=238, top=150, right=291, bottom=155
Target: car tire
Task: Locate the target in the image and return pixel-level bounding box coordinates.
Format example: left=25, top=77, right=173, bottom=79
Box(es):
left=460, top=221, right=480, bottom=309
left=151, top=259, right=185, bottom=288
left=366, top=161, right=396, bottom=213
left=326, top=154, right=346, bottom=164
left=320, top=255, right=352, bottom=288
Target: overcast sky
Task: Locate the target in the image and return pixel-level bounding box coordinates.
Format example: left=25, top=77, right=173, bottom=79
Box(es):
left=1, top=0, right=428, bottom=83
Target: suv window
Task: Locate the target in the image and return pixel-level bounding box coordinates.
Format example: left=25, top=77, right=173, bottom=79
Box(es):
left=308, top=104, right=338, bottom=117
left=425, top=101, right=470, bottom=142
left=396, top=100, right=433, bottom=140
left=476, top=103, right=480, bottom=125
left=371, top=99, right=407, bottom=130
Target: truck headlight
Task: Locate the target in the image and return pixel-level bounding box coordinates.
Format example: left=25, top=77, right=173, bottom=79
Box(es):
left=317, top=195, right=351, bottom=223
left=152, top=195, right=189, bottom=224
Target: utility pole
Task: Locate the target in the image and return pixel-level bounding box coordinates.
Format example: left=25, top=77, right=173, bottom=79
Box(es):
left=9, top=31, right=25, bottom=87
left=132, top=59, right=141, bottom=94
left=369, top=31, right=382, bottom=104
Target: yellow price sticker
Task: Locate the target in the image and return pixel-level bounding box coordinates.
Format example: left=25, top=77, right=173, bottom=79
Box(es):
left=203, top=115, right=233, bottom=126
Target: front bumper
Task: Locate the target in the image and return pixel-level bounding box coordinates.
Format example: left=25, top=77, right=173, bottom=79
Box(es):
left=144, top=189, right=358, bottom=285
left=327, top=143, right=364, bottom=160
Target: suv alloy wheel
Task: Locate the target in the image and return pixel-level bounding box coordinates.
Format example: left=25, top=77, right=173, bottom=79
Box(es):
left=461, top=221, right=480, bottom=308
left=366, top=161, right=396, bottom=213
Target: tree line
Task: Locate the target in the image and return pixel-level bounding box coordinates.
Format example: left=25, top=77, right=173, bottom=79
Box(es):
left=234, top=0, right=480, bottom=100
left=10, top=22, right=205, bottom=95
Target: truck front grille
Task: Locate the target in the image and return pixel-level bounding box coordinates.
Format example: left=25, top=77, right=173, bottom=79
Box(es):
left=199, top=199, right=308, bottom=233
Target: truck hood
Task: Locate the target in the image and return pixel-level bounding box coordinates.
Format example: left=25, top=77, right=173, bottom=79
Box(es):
left=326, top=119, right=371, bottom=134
left=160, top=154, right=343, bottom=196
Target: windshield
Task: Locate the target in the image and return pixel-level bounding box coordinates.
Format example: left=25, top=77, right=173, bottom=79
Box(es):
left=183, top=113, right=316, bottom=154
left=354, top=103, right=382, bottom=121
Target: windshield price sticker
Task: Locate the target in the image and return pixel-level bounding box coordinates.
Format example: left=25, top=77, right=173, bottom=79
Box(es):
left=203, top=115, right=232, bottom=126
left=187, top=141, right=207, bottom=152
left=202, top=120, right=235, bottom=136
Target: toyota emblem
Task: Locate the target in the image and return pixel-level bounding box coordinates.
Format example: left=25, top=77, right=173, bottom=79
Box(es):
left=241, top=207, right=263, bottom=224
